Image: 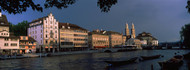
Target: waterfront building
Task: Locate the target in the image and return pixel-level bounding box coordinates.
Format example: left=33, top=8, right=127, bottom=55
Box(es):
left=19, top=36, right=37, bottom=54
left=0, top=12, right=19, bottom=54
left=122, top=35, right=126, bottom=46
left=28, top=13, right=59, bottom=53
left=105, top=31, right=123, bottom=48
left=88, top=29, right=109, bottom=49
left=126, top=38, right=142, bottom=49
left=136, top=32, right=158, bottom=46
left=59, top=23, right=88, bottom=51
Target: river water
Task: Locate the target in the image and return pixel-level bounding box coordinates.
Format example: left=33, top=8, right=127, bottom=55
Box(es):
left=0, top=50, right=189, bottom=70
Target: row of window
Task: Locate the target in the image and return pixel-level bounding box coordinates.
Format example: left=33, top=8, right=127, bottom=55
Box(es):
left=74, top=39, right=88, bottom=41
left=4, top=43, right=17, bottom=46
left=20, top=46, right=33, bottom=48
left=74, top=43, right=88, bottom=46
left=4, top=38, right=18, bottom=41
left=61, top=42, right=73, bottom=45
left=45, top=40, right=57, bottom=44
left=93, top=38, right=109, bottom=41
left=61, top=38, right=73, bottom=41
left=93, top=42, right=109, bottom=44
left=1, top=33, right=8, bottom=35
left=61, top=30, right=87, bottom=33
left=74, top=34, right=87, bottom=37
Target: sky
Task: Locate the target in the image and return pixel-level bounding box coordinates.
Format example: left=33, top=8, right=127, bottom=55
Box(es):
left=1, top=0, right=190, bottom=42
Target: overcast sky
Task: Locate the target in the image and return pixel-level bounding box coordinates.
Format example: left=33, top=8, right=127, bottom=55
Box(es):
left=2, top=0, right=190, bottom=42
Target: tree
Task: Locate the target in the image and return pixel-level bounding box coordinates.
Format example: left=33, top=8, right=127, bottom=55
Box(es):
left=0, top=0, right=117, bottom=14
left=180, top=23, right=190, bottom=48
left=187, top=0, right=190, bottom=13
left=9, top=21, right=29, bottom=36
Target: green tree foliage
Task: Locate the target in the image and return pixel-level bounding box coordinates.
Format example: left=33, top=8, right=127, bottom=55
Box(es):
left=0, top=0, right=117, bottom=14
left=180, top=24, right=190, bottom=48
left=9, top=21, right=29, bottom=36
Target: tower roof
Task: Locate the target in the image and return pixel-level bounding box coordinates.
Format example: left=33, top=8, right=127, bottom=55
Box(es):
left=0, top=13, right=9, bottom=27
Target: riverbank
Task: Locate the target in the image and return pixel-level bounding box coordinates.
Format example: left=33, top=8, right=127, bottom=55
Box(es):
left=0, top=50, right=104, bottom=60
left=0, top=48, right=187, bottom=60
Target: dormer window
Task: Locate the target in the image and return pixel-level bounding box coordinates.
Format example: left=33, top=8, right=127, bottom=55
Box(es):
left=1, top=22, right=4, bottom=24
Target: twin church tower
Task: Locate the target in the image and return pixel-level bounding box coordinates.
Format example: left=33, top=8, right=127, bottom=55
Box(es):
left=125, top=23, right=136, bottom=39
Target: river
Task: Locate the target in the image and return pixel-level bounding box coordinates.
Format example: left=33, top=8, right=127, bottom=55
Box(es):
left=0, top=50, right=189, bottom=70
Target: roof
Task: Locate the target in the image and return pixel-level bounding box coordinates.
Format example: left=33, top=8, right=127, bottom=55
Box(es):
left=136, top=32, right=158, bottom=40
left=105, top=31, right=121, bottom=35
left=0, top=15, right=9, bottom=27
left=59, top=22, right=88, bottom=31
left=29, top=16, right=48, bottom=24
left=19, top=37, right=36, bottom=42
left=88, top=31, right=107, bottom=35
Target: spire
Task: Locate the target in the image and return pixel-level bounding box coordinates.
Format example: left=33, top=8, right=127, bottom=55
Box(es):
left=125, top=22, right=130, bottom=36
left=132, top=23, right=134, bottom=29
left=131, top=22, right=136, bottom=38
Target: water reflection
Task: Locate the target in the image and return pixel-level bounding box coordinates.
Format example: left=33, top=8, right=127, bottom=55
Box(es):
left=0, top=50, right=189, bottom=70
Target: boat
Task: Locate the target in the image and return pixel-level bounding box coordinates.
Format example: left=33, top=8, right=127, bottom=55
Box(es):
left=158, top=55, right=183, bottom=70
left=104, top=57, right=138, bottom=66
left=183, top=52, right=190, bottom=59
left=140, top=55, right=161, bottom=60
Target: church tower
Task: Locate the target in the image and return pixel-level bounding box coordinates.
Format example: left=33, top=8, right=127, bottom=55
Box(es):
left=131, top=23, right=136, bottom=38
left=125, top=23, right=130, bottom=36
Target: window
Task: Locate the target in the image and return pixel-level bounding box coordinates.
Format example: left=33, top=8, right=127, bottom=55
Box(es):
left=55, top=40, right=57, bottom=44
left=46, top=40, right=48, bottom=44
left=46, top=35, right=48, bottom=38
left=35, top=36, right=37, bottom=39
left=55, top=26, right=57, bottom=29
left=41, top=35, right=42, bottom=38
left=4, top=38, right=8, bottom=41
left=4, top=43, right=8, bottom=46
left=23, top=37, right=26, bottom=40
left=41, top=30, right=42, bottom=33
left=35, top=31, right=37, bottom=34
left=1, top=33, right=3, bottom=35
left=11, top=43, right=17, bottom=46
left=41, top=40, right=42, bottom=43
left=11, top=39, right=17, bottom=41
left=55, top=31, right=57, bottom=33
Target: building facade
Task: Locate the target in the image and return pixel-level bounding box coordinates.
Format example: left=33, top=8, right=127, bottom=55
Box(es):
left=0, top=12, right=19, bottom=54
left=105, top=31, right=123, bottom=48
left=28, top=13, right=59, bottom=53
left=136, top=32, right=158, bottom=46
left=19, top=36, right=37, bottom=54
left=59, top=23, right=88, bottom=51
left=88, top=30, right=109, bottom=49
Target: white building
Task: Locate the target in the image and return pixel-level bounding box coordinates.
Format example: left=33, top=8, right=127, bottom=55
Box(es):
left=136, top=32, right=158, bottom=46
left=0, top=12, right=19, bottom=54
left=28, top=13, right=59, bottom=52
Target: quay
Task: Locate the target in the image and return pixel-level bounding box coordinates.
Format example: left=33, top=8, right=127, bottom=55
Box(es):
left=0, top=48, right=138, bottom=60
